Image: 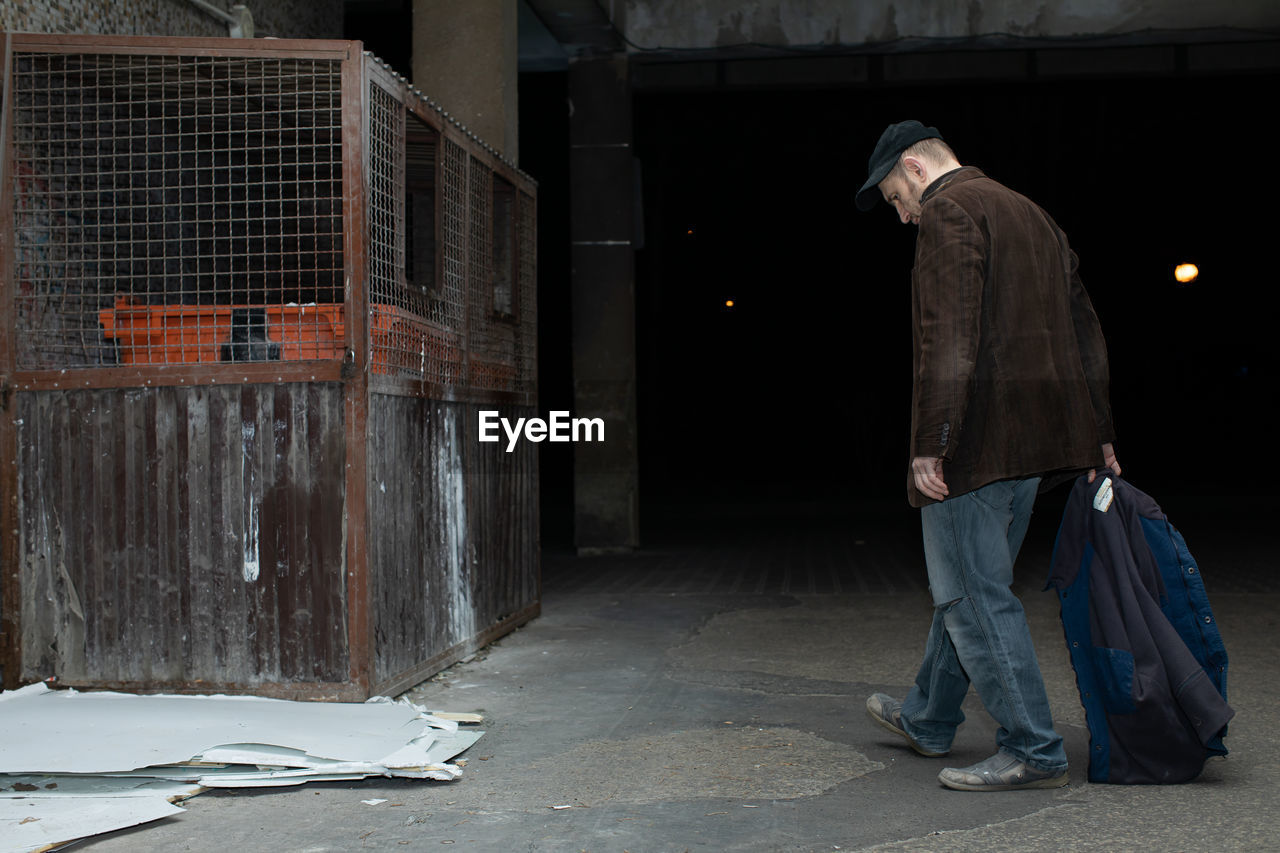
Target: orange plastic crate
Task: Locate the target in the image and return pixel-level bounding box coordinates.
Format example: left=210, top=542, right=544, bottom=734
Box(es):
left=100, top=297, right=345, bottom=365
left=98, top=298, right=474, bottom=379
left=367, top=304, right=462, bottom=378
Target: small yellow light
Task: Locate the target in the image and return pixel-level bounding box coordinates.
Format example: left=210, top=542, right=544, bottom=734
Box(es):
left=724, top=299, right=735, bottom=308
left=1174, top=263, right=1199, bottom=283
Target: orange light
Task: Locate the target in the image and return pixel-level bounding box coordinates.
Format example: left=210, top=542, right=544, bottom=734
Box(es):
left=724, top=299, right=735, bottom=308
left=1174, top=263, right=1199, bottom=283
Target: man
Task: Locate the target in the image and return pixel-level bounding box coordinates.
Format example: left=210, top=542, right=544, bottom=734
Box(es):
left=856, top=120, right=1120, bottom=791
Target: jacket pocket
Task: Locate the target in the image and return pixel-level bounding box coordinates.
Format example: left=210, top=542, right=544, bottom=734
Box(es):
left=1091, top=646, right=1137, bottom=714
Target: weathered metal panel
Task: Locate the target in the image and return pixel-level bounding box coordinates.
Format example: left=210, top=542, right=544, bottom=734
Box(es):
left=341, top=44, right=373, bottom=696
left=467, top=403, right=541, bottom=627
left=2, top=33, right=24, bottom=688
left=360, top=55, right=541, bottom=695
left=16, top=383, right=348, bottom=687
left=369, top=398, right=539, bottom=689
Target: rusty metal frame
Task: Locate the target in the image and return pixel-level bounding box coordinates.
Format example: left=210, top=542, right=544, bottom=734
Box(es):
left=5, top=31, right=353, bottom=388
left=366, top=372, right=535, bottom=405
left=0, top=33, right=540, bottom=699
left=1, top=32, right=22, bottom=689
left=12, top=363, right=347, bottom=392
left=342, top=42, right=373, bottom=697
left=3, top=32, right=356, bottom=60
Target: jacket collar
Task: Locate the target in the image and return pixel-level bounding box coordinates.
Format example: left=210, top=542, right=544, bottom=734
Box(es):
left=921, top=166, right=985, bottom=204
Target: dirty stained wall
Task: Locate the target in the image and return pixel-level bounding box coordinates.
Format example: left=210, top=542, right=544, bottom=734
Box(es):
left=368, top=399, right=539, bottom=691
left=17, top=384, right=349, bottom=686
left=0, top=0, right=342, bottom=39
left=615, top=0, right=1280, bottom=49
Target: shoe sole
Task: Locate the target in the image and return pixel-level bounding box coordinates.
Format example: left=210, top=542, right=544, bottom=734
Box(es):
left=865, top=704, right=948, bottom=758
left=938, top=773, right=1069, bottom=792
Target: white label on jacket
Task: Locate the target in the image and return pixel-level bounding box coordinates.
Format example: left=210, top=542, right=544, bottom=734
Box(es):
left=1093, top=477, right=1114, bottom=513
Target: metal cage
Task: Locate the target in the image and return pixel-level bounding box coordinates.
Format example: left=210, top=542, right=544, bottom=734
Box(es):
left=0, top=33, right=539, bottom=700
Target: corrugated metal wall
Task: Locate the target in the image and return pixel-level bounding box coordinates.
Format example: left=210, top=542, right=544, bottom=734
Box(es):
left=16, top=384, right=348, bottom=689
left=368, top=399, right=539, bottom=694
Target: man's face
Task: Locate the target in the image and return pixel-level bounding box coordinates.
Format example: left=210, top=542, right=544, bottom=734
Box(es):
left=879, top=171, right=923, bottom=226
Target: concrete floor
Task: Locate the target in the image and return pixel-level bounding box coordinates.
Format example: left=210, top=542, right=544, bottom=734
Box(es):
left=79, top=493, right=1276, bottom=852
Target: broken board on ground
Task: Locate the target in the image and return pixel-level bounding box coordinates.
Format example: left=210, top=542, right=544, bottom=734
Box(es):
left=0, top=684, right=483, bottom=853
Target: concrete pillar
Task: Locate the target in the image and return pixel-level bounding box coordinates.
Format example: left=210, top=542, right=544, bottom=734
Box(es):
left=570, top=54, right=639, bottom=553
left=411, top=0, right=518, bottom=162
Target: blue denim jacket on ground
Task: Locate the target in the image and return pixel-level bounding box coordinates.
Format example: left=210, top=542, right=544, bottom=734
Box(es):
left=1047, top=474, right=1233, bottom=784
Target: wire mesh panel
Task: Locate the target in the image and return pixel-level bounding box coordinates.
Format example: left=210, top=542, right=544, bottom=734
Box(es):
left=515, top=189, right=537, bottom=395
left=366, top=81, right=403, bottom=317
left=461, top=160, right=512, bottom=394
left=8, top=50, right=345, bottom=369
left=364, top=73, right=466, bottom=386
left=365, top=79, right=416, bottom=376
left=436, top=137, right=469, bottom=336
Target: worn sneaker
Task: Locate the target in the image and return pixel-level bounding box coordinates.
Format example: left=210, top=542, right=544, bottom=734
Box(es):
left=938, top=750, right=1069, bottom=791
left=865, top=693, right=948, bottom=757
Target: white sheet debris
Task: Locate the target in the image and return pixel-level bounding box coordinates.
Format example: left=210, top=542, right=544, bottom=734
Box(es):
left=0, top=776, right=200, bottom=799
left=2, top=796, right=186, bottom=853
left=0, top=683, right=484, bottom=853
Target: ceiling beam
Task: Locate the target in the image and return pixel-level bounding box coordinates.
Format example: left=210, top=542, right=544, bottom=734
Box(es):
left=523, top=0, right=625, bottom=57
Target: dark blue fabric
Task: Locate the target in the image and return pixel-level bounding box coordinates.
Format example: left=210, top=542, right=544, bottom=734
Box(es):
left=1056, top=541, right=1111, bottom=781
left=1047, top=474, right=1234, bottom=783
left=1139, top=513, right=1231, bottom=751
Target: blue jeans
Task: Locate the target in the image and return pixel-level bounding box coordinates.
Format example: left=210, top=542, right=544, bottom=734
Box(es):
left=900, top=476, right=1067, bottom=772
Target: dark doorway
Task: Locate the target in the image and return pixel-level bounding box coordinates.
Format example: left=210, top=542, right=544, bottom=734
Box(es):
left=628, top=71, right=1278, bottom=521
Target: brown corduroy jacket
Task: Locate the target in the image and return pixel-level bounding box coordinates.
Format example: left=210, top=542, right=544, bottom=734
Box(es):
left=907, top=167, right=1115, bottom=507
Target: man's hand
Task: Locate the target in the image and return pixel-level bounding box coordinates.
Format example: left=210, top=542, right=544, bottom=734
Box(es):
left=912, top=456, right=949, bottom=502
left=1087, top=442, right=1121, bottom=483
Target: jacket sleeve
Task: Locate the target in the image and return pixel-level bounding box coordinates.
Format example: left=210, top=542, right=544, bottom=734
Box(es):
left=911, top=196, right=985, bottom=459
left=1066, top=250, right=1117, bottom=444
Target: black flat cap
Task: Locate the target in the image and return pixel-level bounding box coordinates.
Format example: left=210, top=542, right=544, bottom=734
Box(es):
left=855, top=120, right=944, bottom=212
